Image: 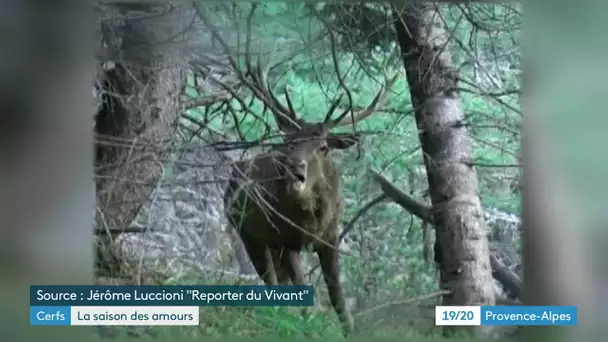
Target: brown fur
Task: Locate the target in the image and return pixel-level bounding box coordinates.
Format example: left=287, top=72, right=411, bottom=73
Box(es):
left=224, top=126, right=355, bottom=336
left=223, top=62, right=395, bottom=338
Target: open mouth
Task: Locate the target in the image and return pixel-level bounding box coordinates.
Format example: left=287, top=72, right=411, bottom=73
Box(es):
left=290, top=172, right=306, bottom=192
left=292, top=173, right=306, bottom=183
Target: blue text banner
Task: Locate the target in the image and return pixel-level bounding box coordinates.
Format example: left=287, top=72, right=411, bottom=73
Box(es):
left=31, top=285, right=314, bottom=306
left=30, top=306, right=200, bottom=326
left=481, top=306, right=578, bottom=326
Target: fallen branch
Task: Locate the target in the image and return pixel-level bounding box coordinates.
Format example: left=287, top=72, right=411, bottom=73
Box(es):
left=354, top=290, right=450, bottom=317
left=490, top=254, right=521, bottom=299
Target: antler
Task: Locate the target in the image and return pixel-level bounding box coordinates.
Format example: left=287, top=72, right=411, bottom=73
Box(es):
left=248, top=57, right=301, bottom=132
left=196, top=3, right=397, bottom=134
left=324, top=72, right=399, bottom=129
left=195, top=3, right=301, bottom=133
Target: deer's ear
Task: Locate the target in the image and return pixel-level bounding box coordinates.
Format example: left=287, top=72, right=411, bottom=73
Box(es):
left=327, top=134, right=359, bottom=150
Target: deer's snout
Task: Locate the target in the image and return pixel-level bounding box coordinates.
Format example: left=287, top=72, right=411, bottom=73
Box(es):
left=287, top=158, right=306, bottom=170
left=286, top=158, right=307, bottom=182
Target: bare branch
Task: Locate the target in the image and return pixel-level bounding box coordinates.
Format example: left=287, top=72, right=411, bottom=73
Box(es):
left=194, top=3, right=301, bottom=133
left=369, top=168, right=522, bottom=299
left=183, top=94, right=231, bottom=109
left=339, top=193, right=388, bottom=243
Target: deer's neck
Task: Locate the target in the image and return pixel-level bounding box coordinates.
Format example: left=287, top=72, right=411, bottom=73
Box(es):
left=286, top=185, right=319, bottom=212
left=284, top=177, right=333, bottom=218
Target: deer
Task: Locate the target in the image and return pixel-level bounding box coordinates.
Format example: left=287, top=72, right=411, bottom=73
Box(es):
left=220, top=54, right=397, bottom=337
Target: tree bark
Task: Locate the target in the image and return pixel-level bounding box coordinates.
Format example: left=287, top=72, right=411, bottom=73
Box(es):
left=392, top=2, right=495, bottom=315
left=370, top=169, right=521, bottom=301
left=94, top=3, right=192, bottom=275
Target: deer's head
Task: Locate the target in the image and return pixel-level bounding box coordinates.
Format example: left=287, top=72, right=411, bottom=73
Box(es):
left=209, top=36, right=398, bottom=196
left=277, top=122, right=336, bottom=196
left=264, top=74, right=398, bottom=197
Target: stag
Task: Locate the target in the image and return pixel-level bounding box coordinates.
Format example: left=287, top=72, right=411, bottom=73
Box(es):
left=222, top=57, right=396, bottom=336
left=192, top=7, right=396, bottom=334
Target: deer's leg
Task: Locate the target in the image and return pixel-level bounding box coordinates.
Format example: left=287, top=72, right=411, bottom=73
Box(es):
left=262, top=248, right=279, bottom=285
left=279, top=249, right=310, bottom=318
left=273, top=248, right=291, bottom=285
left=241, top=233, right=278, bottom=285
left=316, top=243, right=354, bottom=337
left=280, top=249, right=305, bottom=285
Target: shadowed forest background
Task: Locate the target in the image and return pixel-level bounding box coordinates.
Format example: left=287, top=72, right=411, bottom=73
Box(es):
left=93, top=2, right=521, bottom=339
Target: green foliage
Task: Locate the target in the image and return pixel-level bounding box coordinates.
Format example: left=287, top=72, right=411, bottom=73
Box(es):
left=174, top=1, right=521, bottom=340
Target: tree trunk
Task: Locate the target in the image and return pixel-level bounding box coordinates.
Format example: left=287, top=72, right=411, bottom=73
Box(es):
left=392, top=1, right=495, bottom=318
left=94, top=3, right=191, bottom=275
